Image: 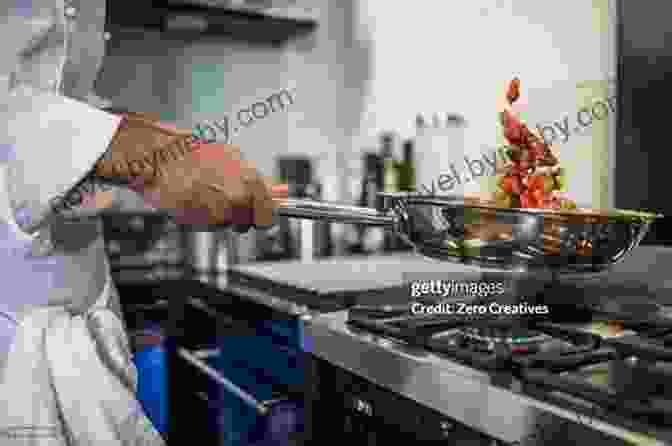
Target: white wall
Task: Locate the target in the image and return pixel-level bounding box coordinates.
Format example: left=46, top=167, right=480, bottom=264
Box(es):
left=354, top=0, right=617, bottom=207
left=357, top=0, right=616, bottom=136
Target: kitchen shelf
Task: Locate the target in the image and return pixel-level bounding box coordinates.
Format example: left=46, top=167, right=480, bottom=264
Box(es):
left=107, top=0, right=318, bottom=44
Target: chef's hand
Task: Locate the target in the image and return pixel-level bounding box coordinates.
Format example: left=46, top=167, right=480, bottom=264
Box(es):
left=129, top=143, right=288, bottom=231
left=94, top=112, right=287, bottom=231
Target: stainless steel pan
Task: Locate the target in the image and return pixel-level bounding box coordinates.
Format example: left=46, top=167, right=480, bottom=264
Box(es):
left=272, top=192, right=662, bottom=273
left=68, top=192, right=661, bottom=272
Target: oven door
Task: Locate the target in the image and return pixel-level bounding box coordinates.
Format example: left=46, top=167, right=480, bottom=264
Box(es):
left=171, top=294, right=306, bottom=446
left=178, top=346, right=304, bottom=446
left=310, top=355, right=496, bottom=445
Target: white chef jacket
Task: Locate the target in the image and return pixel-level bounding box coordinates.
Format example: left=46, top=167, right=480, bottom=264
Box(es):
left=0, top=1, right=164, bottom=444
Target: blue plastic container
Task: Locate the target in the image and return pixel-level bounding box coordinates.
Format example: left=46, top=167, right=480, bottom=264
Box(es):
left=132, top=328, right=168, bottom=437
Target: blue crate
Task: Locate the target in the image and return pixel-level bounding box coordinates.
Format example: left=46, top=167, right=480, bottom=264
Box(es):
left=132, top=330, right=168, bottom=437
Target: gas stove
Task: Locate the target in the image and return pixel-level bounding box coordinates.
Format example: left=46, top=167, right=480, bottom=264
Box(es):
left=347, top=300, right=601, bottom=370
left=344, top=290, right=672, bottom=440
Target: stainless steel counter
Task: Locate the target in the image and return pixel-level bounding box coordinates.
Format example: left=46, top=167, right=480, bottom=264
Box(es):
left=304, top=310, right=667, bottom=446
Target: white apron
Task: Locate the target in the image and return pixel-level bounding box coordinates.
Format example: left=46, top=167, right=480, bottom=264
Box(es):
left=0, top=0, right=165, bottom=444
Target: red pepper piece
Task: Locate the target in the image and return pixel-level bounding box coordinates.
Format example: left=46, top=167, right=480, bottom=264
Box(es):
left=507, top=78, right=521, bottom=104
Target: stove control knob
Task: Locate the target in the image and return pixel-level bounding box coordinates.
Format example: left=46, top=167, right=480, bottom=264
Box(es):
left=625, top=356, right=639, bottom=365
left=439, top=420, right=455, bottom=436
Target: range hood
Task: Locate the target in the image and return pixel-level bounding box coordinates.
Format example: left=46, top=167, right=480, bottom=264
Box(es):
left=107, top=0, right=318, bottom=44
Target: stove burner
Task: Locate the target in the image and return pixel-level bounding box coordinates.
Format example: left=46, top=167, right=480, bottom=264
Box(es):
left=457, top=322, right=550, bottom=353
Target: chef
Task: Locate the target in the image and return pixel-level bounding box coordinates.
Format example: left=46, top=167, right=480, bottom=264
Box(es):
left=0, top=1, right=281, bottom=444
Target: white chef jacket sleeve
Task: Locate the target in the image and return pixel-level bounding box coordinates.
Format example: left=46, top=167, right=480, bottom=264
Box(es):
left=3, top=87, right=121, bottom=229
left=0, top=4, right=122, bottom=234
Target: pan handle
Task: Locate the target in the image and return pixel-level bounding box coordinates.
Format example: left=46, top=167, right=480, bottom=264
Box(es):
left=57, top=198, right=397, bottom=227
left=272, top=198, right=397, bottom=227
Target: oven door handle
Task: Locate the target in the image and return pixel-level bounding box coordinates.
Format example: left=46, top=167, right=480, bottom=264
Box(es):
left=178, top=347, right=279, bottom=416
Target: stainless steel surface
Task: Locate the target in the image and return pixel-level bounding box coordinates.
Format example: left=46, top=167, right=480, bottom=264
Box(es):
left=305, top=311, right=668, bottom=445
left=276, top=197, right=396, bottom=226
left=184, top=231, right=217, bottom=271
left=230, top=253, right=487, bottom=295
left=275, top=193, right=661, bottom=272
left=224, top=282, right=310, bottom=316
left=182, top=229, right=238, bottom=271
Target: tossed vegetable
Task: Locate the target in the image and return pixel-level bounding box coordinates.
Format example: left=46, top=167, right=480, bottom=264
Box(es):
left=496, top=78, right=576, bottom=209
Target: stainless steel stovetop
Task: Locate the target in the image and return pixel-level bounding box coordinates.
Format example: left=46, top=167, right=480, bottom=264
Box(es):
left=308, top=307, right=670, bottom=445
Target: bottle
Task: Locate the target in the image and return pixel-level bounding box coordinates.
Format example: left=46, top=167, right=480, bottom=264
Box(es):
left=381, top=133, right=399, bottom=196
left=415, top=114, right=426, bottom=130
left=380, top=133, right=400, bottom=251
left=398, top=139, right=416, bottom=192
left=258, top=157, right=314, bottom=261
left=432, top=113, right=441, bottom=129
left=358, top=153, right=379, bottom=207
left=354, top=153, right=384, bottom=254
left=309, top=182, right=333, bottom=258
left=414, top=115, right=429, bottom=194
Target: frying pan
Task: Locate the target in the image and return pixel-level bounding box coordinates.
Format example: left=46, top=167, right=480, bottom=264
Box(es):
left=66, top=192, right=661, bottom=273
left=271, top=192, right=662, bottom=273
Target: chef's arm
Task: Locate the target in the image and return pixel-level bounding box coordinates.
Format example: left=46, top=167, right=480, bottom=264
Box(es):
left=44, top=108, right=201, bottom=219
left=84, top=112, right=282, bottom=228
left=46, top=109, right=197, bottom=217
left=0, top=4, right=123, bottom=234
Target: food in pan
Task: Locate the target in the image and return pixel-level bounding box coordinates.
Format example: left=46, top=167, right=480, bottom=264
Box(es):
left=496, top=78, right=577, bottom=210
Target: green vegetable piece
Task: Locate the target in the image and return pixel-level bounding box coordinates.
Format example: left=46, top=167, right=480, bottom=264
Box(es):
left=560, top=199, right=576, bottom=209
left=496, top=195, right=512, bottom=208
left=463, top=207, right=482, bottom=224
left=555, top=174, right=566, bottom=191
